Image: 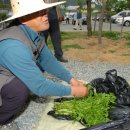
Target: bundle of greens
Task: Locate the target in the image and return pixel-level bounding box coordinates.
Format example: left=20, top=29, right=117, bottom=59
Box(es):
left=53, top=86, right=116, bottom=127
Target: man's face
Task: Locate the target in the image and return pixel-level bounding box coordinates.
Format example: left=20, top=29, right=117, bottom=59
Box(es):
left=20, top=9, right=49, bottom=32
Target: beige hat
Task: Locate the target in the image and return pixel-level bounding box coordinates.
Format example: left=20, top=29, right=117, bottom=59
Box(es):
left=0, top=0, right=66, bottom=23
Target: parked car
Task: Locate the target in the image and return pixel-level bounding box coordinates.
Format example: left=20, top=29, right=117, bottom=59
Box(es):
left=111, top=10, right=130, bottom=23
left=72, top=13, right=87, bottom=25
left=115, top=16, right=130, bottom=26
left=92, top=16, right=110, bottom=22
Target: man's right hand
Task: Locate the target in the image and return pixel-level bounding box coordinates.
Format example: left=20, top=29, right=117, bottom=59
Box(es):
left=70, top=78, right=89, bottom=97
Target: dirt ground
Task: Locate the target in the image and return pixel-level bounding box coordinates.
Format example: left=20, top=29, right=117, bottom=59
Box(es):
left=63, top=36, right=130, bottom=64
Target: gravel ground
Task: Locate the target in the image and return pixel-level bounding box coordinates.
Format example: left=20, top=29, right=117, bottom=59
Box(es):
left=15, top=60, right=130, bottom=130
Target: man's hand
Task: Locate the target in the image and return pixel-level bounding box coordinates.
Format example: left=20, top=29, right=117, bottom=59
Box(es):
left=70, top=78, right=89, bottom=97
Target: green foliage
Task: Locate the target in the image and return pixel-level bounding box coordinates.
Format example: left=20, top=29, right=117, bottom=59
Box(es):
left=93, top=31, right=121, bottom=40
left=97, top=0, right=129, bottom=14
left=54, top=93, right=116, bottom=127
left=102, top=32, right=121, bottom=40
left=76, top=0, right=85, bottom=8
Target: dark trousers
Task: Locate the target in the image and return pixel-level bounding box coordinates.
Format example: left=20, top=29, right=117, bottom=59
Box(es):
left=66, top=18, right=69, bottom=24
left=0, top=77, right=29, bottom=125
left=44, top=19, right=63, bottom=58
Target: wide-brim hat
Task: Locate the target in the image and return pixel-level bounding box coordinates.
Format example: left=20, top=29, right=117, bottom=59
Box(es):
left=0, top=0, right=66, bottom=23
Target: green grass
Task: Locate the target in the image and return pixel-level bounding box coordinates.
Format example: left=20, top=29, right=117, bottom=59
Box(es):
left=62, top=44, right=84, bottom=51
left=47, top=32, right=86, bottom=50
left=93, top=31, right=121, bottom=40
left=122, top=53, right=130, bottom=56
left=126, top=42, right=130, bottom=47
left=93, top=31, right=130, bottom=41
left=123, top=32, right=130, bottom=40
left=109, top=50, right=116, bottom=53
left=61, top=32, right=87, bottom=41
left=47, top=31, right=130, bottom=51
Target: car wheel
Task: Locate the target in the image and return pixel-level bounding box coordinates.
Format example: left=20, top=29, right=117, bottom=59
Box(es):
left=124, top=21, right=130, bottom=26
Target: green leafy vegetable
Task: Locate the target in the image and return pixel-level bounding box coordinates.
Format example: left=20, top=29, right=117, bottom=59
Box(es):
left=53, top=92, right=116, bottom=127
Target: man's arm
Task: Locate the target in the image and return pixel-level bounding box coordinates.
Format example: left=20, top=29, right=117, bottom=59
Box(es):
left=38, top=45, right=89, bottom=97
left=38, top=45, right=72, bottom=83
left=0, top=40, right=71, bottom=96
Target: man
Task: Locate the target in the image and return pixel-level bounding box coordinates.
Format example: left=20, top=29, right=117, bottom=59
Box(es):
left=44, top=0, right=68, bottom=63
left=0, top=0, right=89, bottom=130
left=74, top=8, right=82, bottom=30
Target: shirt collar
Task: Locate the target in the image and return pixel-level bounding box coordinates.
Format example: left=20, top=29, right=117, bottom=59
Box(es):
left=18, top=24, right=40, bottom=44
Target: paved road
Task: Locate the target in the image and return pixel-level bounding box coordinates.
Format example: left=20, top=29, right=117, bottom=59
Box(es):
left=0, top=20, right=130, bottom=32
left=60, top=20, right=130, bottom=32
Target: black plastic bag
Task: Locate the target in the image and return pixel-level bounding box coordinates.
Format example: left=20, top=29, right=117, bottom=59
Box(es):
left=90, top=69, right=130, bottom=105
left=109, top=105, right=130, bottom=120
left=80, top=118, right=130, bottom=130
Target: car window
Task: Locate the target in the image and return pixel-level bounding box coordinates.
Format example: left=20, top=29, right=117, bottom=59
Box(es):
left=119, top=12, right=126, bottom=16
left=127, top=12, right=130, bottom=16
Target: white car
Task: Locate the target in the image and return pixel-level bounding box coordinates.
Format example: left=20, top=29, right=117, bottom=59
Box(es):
left=115, top=16, right=130, bottom=26
left=111, top=10, right=130, bottom=23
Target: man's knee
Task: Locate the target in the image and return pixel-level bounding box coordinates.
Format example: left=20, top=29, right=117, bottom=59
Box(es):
left=1, top=77, right=29, bottom=105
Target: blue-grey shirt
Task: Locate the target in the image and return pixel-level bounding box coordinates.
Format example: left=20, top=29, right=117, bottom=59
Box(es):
left=0, top=24, right=72, bottom=96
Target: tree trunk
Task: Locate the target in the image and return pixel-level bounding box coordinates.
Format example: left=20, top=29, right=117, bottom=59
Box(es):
left=120, top=16, right=124, bottom=38
left=98, top=0, right=106, bottom=47
left=93, top=14, right=97, bottom=33
left=86, top=0, right=92, bottom=36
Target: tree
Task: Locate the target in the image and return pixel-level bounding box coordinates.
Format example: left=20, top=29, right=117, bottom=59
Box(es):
left=77, top=0, right=85, bottom=8
left=98, top=0, right=107, bottom=46
left=86, top=0, right=92, bottom=36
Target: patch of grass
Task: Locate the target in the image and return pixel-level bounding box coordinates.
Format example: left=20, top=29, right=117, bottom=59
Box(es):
left=47, top=32, right=87, bottom=47
left=122, top=53, right=130, bottom=56
left=109, top=50, right=116, bottom=53
left=61, top=32, right=87, bottom=41
left=47, top=39, right=53, bottom=49
left=126, top=42, right=130, bottom=47
left=123, top=32, right=130, bottom=40
left=93, top=31, right=121, bottom=40
left=62, top=44, right=84, bottom=51
left=93, top=31, right=130, bottom=41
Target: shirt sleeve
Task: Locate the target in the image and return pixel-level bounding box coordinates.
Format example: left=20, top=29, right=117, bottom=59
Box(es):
left=0, top=39, right=71, bottom=96
left=38, top=45, right=73, bottom=83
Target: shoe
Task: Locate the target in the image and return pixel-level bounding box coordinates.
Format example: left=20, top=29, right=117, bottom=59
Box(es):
left=0, top=122, right=19, bottom=130
left=73, top=28, right=77, bottom=30
left=56, top=56, right=68, bottom=63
